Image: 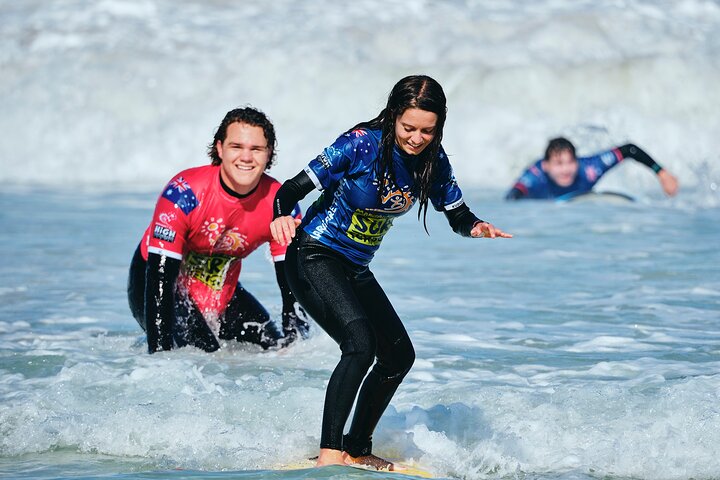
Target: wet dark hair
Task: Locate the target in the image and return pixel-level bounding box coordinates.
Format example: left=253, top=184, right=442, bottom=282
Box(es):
left=544, top=137, right=576, bottom=162
left=349, top=75, right=447, bottom=231
left=208, top=106, right=277, bottom=169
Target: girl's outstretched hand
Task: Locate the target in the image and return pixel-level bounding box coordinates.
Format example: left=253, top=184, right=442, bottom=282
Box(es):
left=471, top=221, right=513, bottom=239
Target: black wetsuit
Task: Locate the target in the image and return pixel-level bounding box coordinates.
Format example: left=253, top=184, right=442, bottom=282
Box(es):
left=274, top=127, right=483, bottom=457
left=128, top=247, right=294, bottom=351
left=506, top=143, right=666, bottom=200
left=127, top=166, right=306, bottom=353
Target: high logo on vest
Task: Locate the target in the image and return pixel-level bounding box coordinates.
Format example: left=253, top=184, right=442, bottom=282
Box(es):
left=153, top=223, right=177, bottom=243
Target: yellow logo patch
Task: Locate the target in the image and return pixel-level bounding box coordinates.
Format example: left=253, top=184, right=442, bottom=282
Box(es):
left=183, top=251, right=235, bottom=291
left=347, top=210, right=394, bottom=246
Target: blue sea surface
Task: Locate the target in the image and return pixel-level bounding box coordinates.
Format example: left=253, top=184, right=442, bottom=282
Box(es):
left=2, top=0, right=720, bottom=478
left=1, top=187, right=718, bottom=480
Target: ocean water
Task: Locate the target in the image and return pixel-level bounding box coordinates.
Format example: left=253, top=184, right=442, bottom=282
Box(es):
left=1, top=1, right=720, bottom=479
left=1, top=188, right=719, bottom=480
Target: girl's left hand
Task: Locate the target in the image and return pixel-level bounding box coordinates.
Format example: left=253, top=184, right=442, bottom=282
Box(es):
left=270, top=215, right=302, bottom=246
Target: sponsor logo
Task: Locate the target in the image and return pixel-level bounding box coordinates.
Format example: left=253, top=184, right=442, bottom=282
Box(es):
left=368, top=173, right=414, bottom=214
left=445, top=198, right=465, bottom=211
left=347, top=210, right=393, bottom=246
left=200, top=218, right=248, bottom=254
left=213, top=230, right=248, bottom=254
left=201, top=217, right=224, bottom=242
left=585, top=166, right=599, bottom=182
left=378, top=187, right=413, bottom=213
left=317, top=152, right=332, bottom=170
left=600, top=152, right=616, bottom=167
left=183, top=251, right=235, bottom=291
left=153, top=224, right=177, bottom=243
left=158, top=212, right=177, bottom=224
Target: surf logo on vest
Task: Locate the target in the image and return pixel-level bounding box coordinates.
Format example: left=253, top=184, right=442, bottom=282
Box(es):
left=347, top=210, right=393, bottom=246
left=182, top=251, right=236, bottom=291
left=380, top=187, right=413, bottom=213
left=347, top=175, right=414, bottom=246
left=369, top=173, right=414, bottom=214
left=201, top=218, right=248, bottom=254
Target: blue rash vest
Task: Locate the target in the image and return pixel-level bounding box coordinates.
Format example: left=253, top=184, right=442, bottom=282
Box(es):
left=507, top=148, right=625, bottom=200
left=301, top=128, right=465, bottom=266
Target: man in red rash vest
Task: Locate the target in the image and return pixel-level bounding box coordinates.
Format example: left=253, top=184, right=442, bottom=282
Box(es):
left=128, top=107, right=307, bottom=353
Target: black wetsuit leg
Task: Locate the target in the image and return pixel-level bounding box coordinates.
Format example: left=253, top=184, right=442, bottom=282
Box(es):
left=127, top=245, right=147, bottom=331
left=173, top=295, right=221, bottom=352
left=127, top=244, right=219, bottom=352
left=342, top=271, right=415, bottom=457
left=218, top=284, right=284, bottom=349
left=285, top=230, right=415, bottom=456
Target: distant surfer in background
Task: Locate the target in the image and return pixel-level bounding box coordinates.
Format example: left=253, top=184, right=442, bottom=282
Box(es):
left=127, top=107, right=308, bottom=354
left=271, top=75, right=512, bottom=470
left=505, top=137, right=679, bottom=200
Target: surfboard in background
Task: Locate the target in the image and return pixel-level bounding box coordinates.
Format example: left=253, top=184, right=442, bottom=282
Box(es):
left=558, top=190, right=636, bottom=204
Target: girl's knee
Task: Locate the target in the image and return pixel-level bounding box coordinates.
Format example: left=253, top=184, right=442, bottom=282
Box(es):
left=394, top=343, right=415, bottom=378
left=339, top=319, right=376, bottom=369
left=382, top=337, right=415, bottom=379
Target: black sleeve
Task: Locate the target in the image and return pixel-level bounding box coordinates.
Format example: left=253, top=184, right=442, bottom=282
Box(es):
left=274, top=260, right=310, bottom=340
left=274, top=261, right=296, bottom=312
left=443, top=203, right=484, bottom=237
left=145, top=252, right=181, bottom=353
left=618, top=144, right=663, bottom=174
left=274, top=170, right=316, bottom=218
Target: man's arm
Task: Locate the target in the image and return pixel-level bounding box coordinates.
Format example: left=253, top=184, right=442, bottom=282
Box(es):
left=618, top=144, right=662, bottom=172
left=505, top=184, right=528, bottom=200
left=618, top=143, right=679, bottom=196
left=274, top=261, right=309, bottom=341
left=505, top=162, right=543, bottom=200
left=144, top=252, right=181, bottom=353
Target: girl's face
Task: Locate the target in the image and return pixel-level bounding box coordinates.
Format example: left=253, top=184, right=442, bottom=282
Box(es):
left=394, top=108, right=438, bottom=156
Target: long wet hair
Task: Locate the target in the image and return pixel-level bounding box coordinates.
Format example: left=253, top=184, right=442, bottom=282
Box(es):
left=207, top=106, right=277, bottom=169
left=348, top=75, right=448, bottom=231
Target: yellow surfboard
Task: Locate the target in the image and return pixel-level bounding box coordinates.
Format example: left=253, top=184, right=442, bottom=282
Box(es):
left=277, top=458, right=434, bottom=478
left=348, top=462, right=434, bottom=478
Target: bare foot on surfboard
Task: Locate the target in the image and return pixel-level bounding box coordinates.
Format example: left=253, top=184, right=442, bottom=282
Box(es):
left=315, top=448, right=345, bottom=467
left=343, top=452, right=407, bottom=471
